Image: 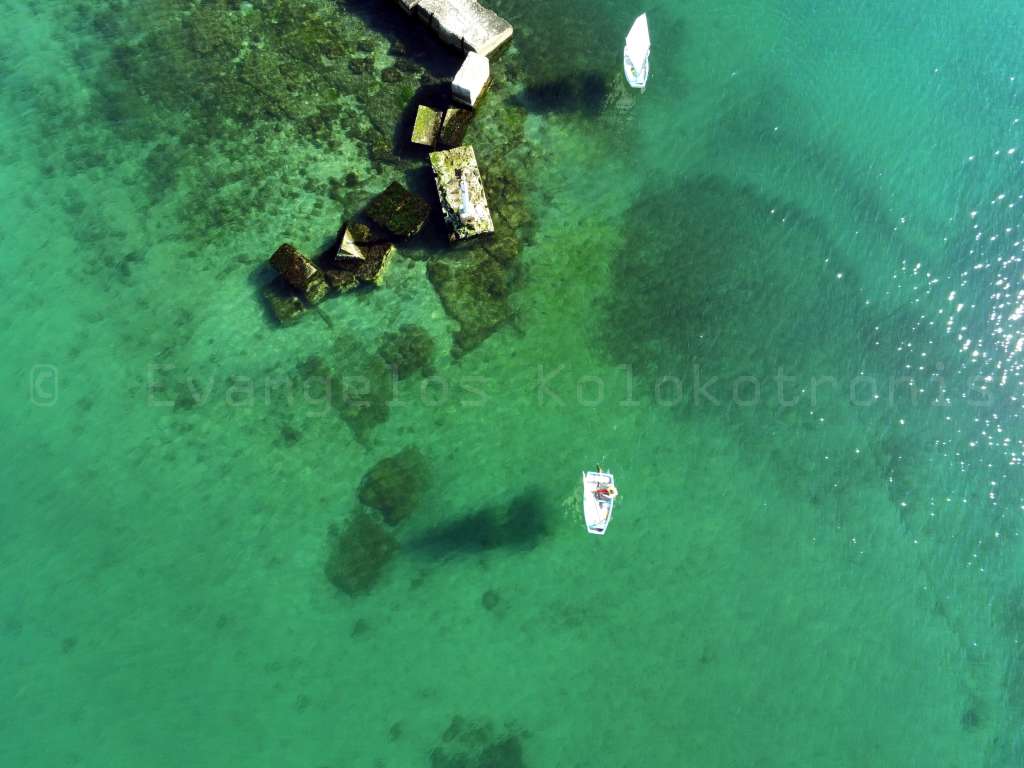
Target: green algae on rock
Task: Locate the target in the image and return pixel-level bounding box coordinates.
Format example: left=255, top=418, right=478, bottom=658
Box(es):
left=366, top=181, right=432, bottom=239
left=418, top=73, right=537, bottom=354
left=324, top=510, right=399, bottom=596
left=438, top=107, right=475, bottom=148
left=376, top=324, right=436, bottom=379
left=99, top=0, right=419, bottom=138
left=336, top=222, right=373, bottom=265
left=322, top=267, right=360, bottom=296
left=411, top=104, right=443, bottom=147
left=262, top=275, right=306, bottom=326
left=430, top=145, right=494, bottom=241
left=269, top=243, right=328, bottom=304
left=90, top=0, right=431, bottom=238
left=331, top=221, right=398, bottom=284
left=88, top=0, right=539, bottom=360
left=315, top=220, right=400, bottom=296
left=354, top=240, right=397, bottom=286
left=427, top=255, right=514, bottom=356
left=358, top=446, right=430, bottom=526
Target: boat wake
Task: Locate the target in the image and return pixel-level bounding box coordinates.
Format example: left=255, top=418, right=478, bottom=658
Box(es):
left=561, top=490, right=583, bottom=525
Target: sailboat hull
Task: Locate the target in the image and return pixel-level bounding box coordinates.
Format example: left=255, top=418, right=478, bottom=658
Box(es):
left=623, top=55, right=649, bottom=90
left=582, top=471, right=615, bottom=535
left=623, top=13, right=650, bottom=90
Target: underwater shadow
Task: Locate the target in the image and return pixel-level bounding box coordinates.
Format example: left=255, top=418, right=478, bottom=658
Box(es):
left=408, top=487, right=554, bottom=558
left=515, top=70, right=612, bottom=116
left=339, top=0, right=463, bottom=76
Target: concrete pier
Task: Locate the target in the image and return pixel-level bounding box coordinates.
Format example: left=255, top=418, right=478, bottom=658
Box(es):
left=396, top=0, right=513, bottom=56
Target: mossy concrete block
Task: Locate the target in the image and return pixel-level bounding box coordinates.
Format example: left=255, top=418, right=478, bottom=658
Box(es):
left=429, top=145, right=494, bottom=241
left=366, top=181, right=431, bottom=239
left=269, top=243, right=328, bottom=304
left=439, top=107, right=474, bottom=148
left=337, top=222, right=370, bottom=263
left=323, top=267, right=360, bottom=295
left=326, top=222, right=396, bottom=289
left=262, top=275, right=305, bottom=325
left=355, top=241, right=396, bottom=286
left=411, top=104, right=442, bottom=147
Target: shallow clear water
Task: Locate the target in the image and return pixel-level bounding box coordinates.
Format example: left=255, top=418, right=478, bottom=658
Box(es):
left=2, top=0, right=1023, bottom=765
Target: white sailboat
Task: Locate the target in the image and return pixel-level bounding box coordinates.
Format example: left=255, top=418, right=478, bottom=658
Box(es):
left=623, top=13, right=651, bottom=91
left=582, top=469, right=617, bottom=535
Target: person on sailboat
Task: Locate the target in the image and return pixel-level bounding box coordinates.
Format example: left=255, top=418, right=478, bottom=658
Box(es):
left=594, top=482, right=618, bottom=501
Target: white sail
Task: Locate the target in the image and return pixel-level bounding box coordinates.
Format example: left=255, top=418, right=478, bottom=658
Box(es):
left=623, top=13, right=650, bottom=90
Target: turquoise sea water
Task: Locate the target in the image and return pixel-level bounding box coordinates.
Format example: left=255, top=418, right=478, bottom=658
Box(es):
left=3, top=0, right=1024, bottom=765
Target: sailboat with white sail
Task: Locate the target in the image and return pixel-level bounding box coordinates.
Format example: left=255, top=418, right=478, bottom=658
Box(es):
left=623, top=13, right=650, bottom=91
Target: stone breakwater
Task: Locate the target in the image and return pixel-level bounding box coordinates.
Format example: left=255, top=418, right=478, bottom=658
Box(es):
left=395, top=0, right=514, bottom=56
left=261, top=0, right=525, bottom=363
left=82, top=0, right=536, bottom=375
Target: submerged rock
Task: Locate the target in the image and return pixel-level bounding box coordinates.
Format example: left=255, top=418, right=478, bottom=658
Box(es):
left=427, top=254, right=512, bottom=355
left=262, top=275, right=305, bottom=325
left=324, top=510, right=399, bottom=596
left=430, top=145, right=494, bottom=241
left=366, top=181, right=432, bottom=239
left=358, top=446, right=430, bottom=526
left=323, top=222, right=396, bottom=289
left=348, top=57, right=373, bottom=75
left=322, top=267, right=360, bottom=295
left=95, top=0, right=441, bottom=243
left=355, top=241, right=396, bottom=286
left=430, top=716, right=526, bottom=768
left=438, top=107, right=475, bottom=148
left=336, top=222, right=371, bottom=264
left=411, top=104, right=443, bottom=147
left=332, top=335, right=394, bottom=443
left=377, top=324, right=436, bottom=379
left=269, top=243, right=328, bottom=304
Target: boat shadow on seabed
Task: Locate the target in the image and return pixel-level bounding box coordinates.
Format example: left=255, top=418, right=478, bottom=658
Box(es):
left=513, top=70, right=639, bottom=119
left=407, top=488, right=554, bottom=558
